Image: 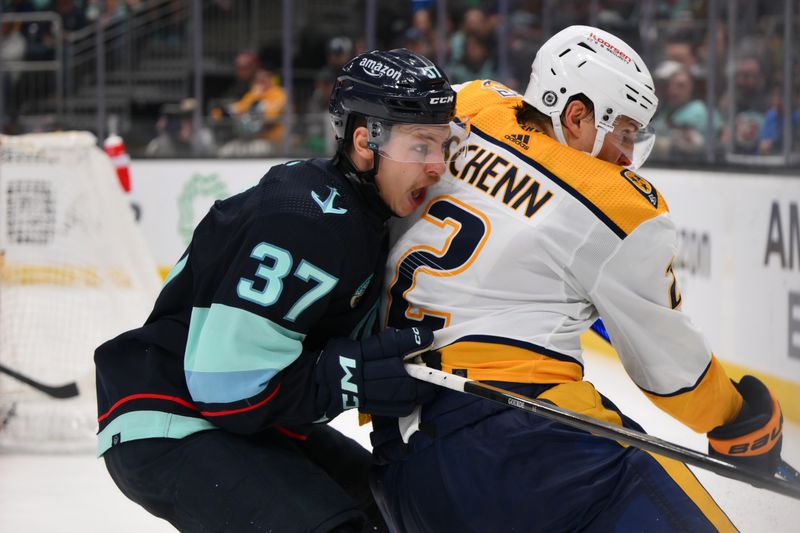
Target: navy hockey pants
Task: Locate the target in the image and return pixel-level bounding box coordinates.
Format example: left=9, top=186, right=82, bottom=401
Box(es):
left=104, top=425, right=387, bottom=532
left=370, top=381, right=737, bottom=533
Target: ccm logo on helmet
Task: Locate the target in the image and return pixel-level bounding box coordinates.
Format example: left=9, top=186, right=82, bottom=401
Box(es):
left=359, top=58, right=402, bottom=82
left=430, top=95, right=454, bottom=104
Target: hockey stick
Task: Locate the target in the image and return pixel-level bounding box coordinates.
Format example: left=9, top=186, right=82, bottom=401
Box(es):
left=590, top=319, right=800, bottom=485
left=777, top=460, right=800, bottom=483
left=0, top=363, right=79, bottom=399
left=404, top=362, right=800, bottom=500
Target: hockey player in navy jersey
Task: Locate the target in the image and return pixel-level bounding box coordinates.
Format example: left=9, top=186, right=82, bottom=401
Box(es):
left=94, top=49, right=464, bottom=532
left=371, top=27, right=786, bottom=532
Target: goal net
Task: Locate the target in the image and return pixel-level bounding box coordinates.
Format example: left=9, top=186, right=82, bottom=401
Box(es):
left=0, top=131, right=161, bottom=453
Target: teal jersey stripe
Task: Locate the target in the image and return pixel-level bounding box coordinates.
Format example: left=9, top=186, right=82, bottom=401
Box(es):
left=184, top=304, right=305, bottom=403
left=184, top=368, right=281, bottom=404
left=96, top=410, right=215, bottom=457
left=163, top=255, right=188, bottom=287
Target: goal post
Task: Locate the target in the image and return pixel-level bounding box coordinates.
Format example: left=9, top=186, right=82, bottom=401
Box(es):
left=0, top=131, right=161, bottom=453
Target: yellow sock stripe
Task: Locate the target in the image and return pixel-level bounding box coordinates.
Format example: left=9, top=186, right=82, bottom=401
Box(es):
left=581, top=331, right=800, bottom=425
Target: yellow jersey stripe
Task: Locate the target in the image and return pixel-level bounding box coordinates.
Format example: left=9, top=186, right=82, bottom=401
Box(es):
left=537, top=380, right=624, bottom=427
left=439, top=339, right=583, bottom=384
left=457, top=79, right=669, bottom=238
left=581, top=330, right=800, bottom=425
left=642, top=356, right=743, bottom=433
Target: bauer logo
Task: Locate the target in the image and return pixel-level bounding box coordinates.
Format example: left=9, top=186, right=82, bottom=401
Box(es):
left=359, top=58, right=402, bottom=81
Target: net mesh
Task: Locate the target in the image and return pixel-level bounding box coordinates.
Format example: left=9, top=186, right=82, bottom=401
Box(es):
left=0, top=132, right=161, bottom=453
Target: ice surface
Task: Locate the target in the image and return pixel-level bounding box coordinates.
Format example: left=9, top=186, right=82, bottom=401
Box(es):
left=1, top=349, right=797, bottom=532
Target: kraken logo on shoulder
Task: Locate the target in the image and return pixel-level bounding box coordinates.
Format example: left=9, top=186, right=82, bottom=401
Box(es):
left=312, top=186, right=348, bottom=215
left=620, top=169, right=658, bottom=208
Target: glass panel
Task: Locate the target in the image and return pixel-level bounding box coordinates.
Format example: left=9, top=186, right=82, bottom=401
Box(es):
left=791, top=2, right=800, bottom=164
left=721, top=0, right=785, bottom=163
left=1, top=0, right=797, bottom=168
left=647, top=3, right=717, bottom=165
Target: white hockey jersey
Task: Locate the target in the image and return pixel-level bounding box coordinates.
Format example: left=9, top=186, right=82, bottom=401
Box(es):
left=382, top=80, right=741, bottom=432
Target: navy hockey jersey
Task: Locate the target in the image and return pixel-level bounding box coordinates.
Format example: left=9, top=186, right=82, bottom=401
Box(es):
left=95, top=159, right=387, bottom=455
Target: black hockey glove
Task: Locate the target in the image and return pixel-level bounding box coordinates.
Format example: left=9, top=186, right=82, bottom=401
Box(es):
left=708, top=375, right=783, bottom=474
left=315, top=327, right=437, bottom=420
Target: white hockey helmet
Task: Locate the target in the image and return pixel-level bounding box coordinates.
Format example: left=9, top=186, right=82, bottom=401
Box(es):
left=522, top=25, right=658, bottom=169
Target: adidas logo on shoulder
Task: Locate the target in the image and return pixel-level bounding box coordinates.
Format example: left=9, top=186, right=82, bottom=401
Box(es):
left=504, top=133, right=530, bottom=150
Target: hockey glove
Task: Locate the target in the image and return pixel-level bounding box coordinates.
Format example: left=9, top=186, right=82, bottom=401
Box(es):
left=708, top=375, right=783, bottom=474
left=315, top=327, right=437, bottom=420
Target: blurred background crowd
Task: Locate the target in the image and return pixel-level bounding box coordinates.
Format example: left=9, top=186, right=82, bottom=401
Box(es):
left=1, top=0, right=798, bottom=169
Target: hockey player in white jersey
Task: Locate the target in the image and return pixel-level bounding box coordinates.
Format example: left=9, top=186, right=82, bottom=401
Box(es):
left=370, top=26, right=785, bottom=532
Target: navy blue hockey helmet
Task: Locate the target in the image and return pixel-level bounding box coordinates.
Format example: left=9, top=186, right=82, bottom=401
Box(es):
left=329, top=48, right=457, bottom=146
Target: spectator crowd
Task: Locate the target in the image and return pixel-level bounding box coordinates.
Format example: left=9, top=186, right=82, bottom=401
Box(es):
left=2, top=0, right=798, bottom=164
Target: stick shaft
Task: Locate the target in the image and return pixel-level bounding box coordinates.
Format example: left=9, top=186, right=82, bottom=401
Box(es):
left=405, top=363, right=800, bottom=500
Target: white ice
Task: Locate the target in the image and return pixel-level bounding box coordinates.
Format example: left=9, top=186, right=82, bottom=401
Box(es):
left=1, top=349, right=798, bottom=532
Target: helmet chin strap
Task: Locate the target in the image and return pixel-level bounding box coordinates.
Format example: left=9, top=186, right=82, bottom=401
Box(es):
left=333, top=142, right=394, bottom=220
left=589, top=126, right=609, bottom=157
left=550, top=112, right=608, bottom=158
left=550, top=112, right=568, bottom=146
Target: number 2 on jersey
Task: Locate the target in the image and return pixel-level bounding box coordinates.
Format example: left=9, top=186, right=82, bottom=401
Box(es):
left=237, top=242, right=338, bottom=322
left=385, top=196, right=490, bottom=329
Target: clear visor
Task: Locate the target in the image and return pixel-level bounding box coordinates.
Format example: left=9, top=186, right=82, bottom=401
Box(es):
left=367, top=117, right=471, bottom=166
left=601, top=116, right=656, bottom=171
